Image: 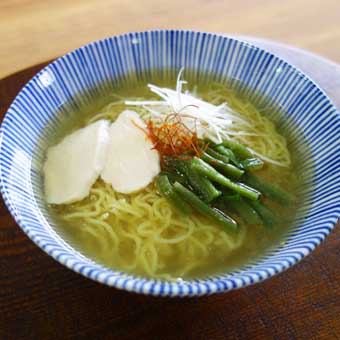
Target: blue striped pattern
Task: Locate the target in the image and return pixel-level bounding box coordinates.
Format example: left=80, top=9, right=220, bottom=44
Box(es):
left=0, top=30, right=339, bottom=296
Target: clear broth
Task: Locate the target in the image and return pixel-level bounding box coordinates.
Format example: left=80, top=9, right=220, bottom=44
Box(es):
left=43, top=76, right=301, bottom=280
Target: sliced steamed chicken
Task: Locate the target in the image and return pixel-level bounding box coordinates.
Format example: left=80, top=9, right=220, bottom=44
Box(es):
left=101, top=110, right=160, bottom=194
left=43, top=120, right=110, bottom=204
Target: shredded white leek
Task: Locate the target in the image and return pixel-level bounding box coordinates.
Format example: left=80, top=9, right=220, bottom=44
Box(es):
left=125, top=68, right=249, bottom=143
left=125, top=69, right=288, bottom=167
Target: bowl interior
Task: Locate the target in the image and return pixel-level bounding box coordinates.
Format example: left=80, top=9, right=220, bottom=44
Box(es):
left=1, top=30, right=339, bottom=296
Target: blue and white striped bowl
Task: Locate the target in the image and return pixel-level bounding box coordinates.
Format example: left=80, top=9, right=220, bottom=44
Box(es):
left=1, top=30, right=339, bottom=296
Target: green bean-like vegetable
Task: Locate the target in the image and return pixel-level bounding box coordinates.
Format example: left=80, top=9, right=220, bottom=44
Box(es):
left=240, top=158, right=264, bottom=171
left=220, top=193, right=241, bottom=201
left=173, top=160, right=221, bottom=203
left=215, top=145, right=243, bottom=169
left=157, top=175, right=192, bottom=215
left=205, top=147, right=229, bottom=163
left=159, top=171, right=188, bottom=185
left=191, top=157, right=260, bottom=201
left=221, top=139, right=253, bottom=159
left=226, top=199, right=262, bottom=225
left=245, top=172, right=294, bottom=205
left=201, top=152, right=244, bottom=179
left=247, top=199, right=277, bottom=228
left=173, top=182, right=238, bottom=232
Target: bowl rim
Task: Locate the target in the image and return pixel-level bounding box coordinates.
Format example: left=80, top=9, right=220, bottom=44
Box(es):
left=1, top=29, right=339, bottom=297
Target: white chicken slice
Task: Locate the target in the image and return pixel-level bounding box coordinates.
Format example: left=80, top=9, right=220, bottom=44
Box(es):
left=43, top=119, right=110, bottom=204
left=101, top=110, right=160, bottom=194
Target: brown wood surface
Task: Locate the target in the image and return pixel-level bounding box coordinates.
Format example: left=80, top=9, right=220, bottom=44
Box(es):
left=1, top=0, right=340, bottom=79
left=0, top=63, right=339, bottom=340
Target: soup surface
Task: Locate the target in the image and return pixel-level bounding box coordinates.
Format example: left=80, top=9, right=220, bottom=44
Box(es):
left=44, top=76, right=300, bottom=280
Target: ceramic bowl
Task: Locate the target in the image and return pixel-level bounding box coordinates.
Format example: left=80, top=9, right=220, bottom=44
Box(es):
left=1, top=30, right=339, bottom=296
